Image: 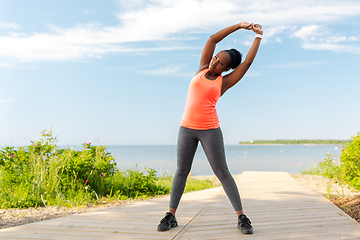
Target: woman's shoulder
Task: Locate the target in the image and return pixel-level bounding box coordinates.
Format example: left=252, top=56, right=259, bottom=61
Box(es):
left=195, top=65, right=209, bottom=75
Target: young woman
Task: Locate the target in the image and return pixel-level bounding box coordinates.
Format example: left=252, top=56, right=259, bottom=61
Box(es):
left=157, top=22, right=263, bottom=234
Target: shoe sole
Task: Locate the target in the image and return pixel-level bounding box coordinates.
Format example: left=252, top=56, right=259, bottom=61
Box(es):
left=241, top=229, right=253, bottom=234
left=157, top=222, right=178, bottom=231
left=237, top=225, right=253, bottom=234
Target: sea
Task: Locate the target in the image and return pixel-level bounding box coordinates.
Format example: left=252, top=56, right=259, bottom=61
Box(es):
left=103, top=144, right=341, bottom=176
left=2, top=144, right=342, bottom=176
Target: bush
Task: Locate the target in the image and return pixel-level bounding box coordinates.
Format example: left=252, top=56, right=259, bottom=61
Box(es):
left=0, top=128, right=219, bottom=209
left=302, top=131, right=360, bottom=191
left=110, top=167, right=170, bottom=199
left=0, top=128, right=117, bottom=208
left=341, top=132, right=360, bottom=190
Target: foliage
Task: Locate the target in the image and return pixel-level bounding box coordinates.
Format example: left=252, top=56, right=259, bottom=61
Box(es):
left=319, top=154, right=343, bottom=180
left=301, top=132, right=360, bottom=191
left=340, top=132, right=360, bottom=190
left=184, top=178, right=217, bottom=192
left=301, top=153, right=343, bottom=181
left=0, top=128, right=218, bottom=209
left=110, top=167, right=170, bottom=199
left=156, top=174, right=219, bottom=194
left=239, top=139, right=352, bottom=145
left=0, top=128, right=117, bottom=208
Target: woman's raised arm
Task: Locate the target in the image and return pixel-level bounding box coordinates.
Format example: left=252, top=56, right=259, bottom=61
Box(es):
left=197, top=22, right=252, bottom=74
left=221, top=24, right=263, bottom=95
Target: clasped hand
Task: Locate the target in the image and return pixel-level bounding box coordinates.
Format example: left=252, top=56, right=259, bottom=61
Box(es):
left=239, top=22, right=263, bottom=35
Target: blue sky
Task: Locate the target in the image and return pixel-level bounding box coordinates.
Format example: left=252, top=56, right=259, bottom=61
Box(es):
left=1, top=0, right=359, bottom=146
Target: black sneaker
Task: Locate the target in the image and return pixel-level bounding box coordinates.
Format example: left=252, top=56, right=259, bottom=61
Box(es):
left=237, top=214, right=253, bottom=234
left=157, top=212, right=178, bottom=231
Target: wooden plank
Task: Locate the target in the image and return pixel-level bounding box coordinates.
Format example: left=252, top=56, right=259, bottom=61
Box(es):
left=178, top=171, right=360, bottom=239
left=1, top=171, right=359, bottom=240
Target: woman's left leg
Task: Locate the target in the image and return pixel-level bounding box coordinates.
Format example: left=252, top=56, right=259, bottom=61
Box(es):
left=199, top=128, right=243, bottom=216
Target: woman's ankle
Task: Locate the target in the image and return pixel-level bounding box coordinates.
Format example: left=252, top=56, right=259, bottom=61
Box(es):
left=169, top=208, right=176, bottom=216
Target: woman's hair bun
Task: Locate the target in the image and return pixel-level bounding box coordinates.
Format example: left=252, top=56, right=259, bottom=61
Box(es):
left=226, top=49, right=242, bottom=69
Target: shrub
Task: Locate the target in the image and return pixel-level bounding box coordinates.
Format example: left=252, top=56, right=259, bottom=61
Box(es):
left=0, top=128, right=219, bottom=209
left=305, top=131, right=360, bottom=191
left=0, top=128, right=117, bottom=208
left=318, top=153, right=342, bottom=180
left=110, top=167, right=170, bottom=199
left=341, top=132, right=360, bottom=190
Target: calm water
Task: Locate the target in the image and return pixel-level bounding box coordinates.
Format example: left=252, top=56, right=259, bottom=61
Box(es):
left=105, top=144, right=341, bottom=176
left=2, top=144, right=341, bottom=176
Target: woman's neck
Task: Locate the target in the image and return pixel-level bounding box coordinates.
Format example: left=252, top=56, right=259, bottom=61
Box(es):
left=205, top=70, right=220, bottom=80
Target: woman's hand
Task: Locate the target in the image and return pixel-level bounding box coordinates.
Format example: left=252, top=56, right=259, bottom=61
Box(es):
left=198, top=22, right=256, bottom=74
left=239, top=22, right=252, bottom=30
left=252, top=23, right=263, bottom=35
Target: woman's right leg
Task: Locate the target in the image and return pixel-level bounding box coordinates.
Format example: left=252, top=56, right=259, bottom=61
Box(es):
left=169, top=127, right=199, bottom=215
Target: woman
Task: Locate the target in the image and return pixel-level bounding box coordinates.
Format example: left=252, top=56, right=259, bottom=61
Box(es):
left=157, top=22, right=263, bottom=234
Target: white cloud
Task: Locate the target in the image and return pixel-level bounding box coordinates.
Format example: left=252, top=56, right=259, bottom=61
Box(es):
left=117, top=0, right=239, bottom=39
left=141, top=66, right=194, bottom=77
left=116, top=0, right=360, bottom=41
left=292, top=25, right=323, bottom=41
left=349, top=37, right=360, bottom=41
left=266, top=26, right=294, bottom=38
left=141, top=66, right=180, bottom=75
left=0, top=23, right=20, bottom=29
left=292, top=25, right=360, bottom=53
left=327, top=36, right=360, bottom=43
left=245, top=71, right=262, bottom=77
left=243, top=41, right=253, bottom=47
left=1, top=0, right=360, bottom=63
left=302, top=43, right=360, bottom=54
left=248, top=25, right=295, bottom=44
left=0, top=22, right=200, bottom=62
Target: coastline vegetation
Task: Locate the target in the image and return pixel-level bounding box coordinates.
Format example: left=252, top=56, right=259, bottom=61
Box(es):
left=301, top=132, right=360, bottom=191
left=301, top=131, right=360, bottom=221
left=0, top=129, right=217, bottom=209
left=239, top=139, right=352, bottom=145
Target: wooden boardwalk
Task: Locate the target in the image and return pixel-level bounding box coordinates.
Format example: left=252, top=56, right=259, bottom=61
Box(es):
left=1, top=171, right=360, bottom=239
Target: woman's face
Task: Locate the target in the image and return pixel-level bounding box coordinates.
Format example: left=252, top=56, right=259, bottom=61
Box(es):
left=209, top=51, right=231, bottom=75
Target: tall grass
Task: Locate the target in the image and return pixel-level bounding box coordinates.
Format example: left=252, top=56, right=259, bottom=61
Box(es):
left=302, top=154, right=342, bottom=177
left=301, top=153, right=345, bottom=190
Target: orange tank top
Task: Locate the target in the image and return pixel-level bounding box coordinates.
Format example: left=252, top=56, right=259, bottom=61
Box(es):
left=180, top=68, right=222, bottom=130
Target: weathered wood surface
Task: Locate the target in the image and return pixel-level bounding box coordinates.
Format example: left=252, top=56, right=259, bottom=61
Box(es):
left=1, top=171, right=360, bottom=239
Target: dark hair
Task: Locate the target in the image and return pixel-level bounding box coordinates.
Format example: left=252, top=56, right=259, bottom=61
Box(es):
left=225, top=49, right=242, bottom=69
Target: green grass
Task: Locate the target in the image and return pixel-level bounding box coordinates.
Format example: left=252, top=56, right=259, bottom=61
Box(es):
left=301, top=153, right=345, bottom=185
left=301, top=166, right=322, bottom=175
left=156, top=174, right=220, bottom=194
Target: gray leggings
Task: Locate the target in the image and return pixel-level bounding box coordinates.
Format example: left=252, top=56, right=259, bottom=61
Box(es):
left=170, top=126, right=242, bottom=211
